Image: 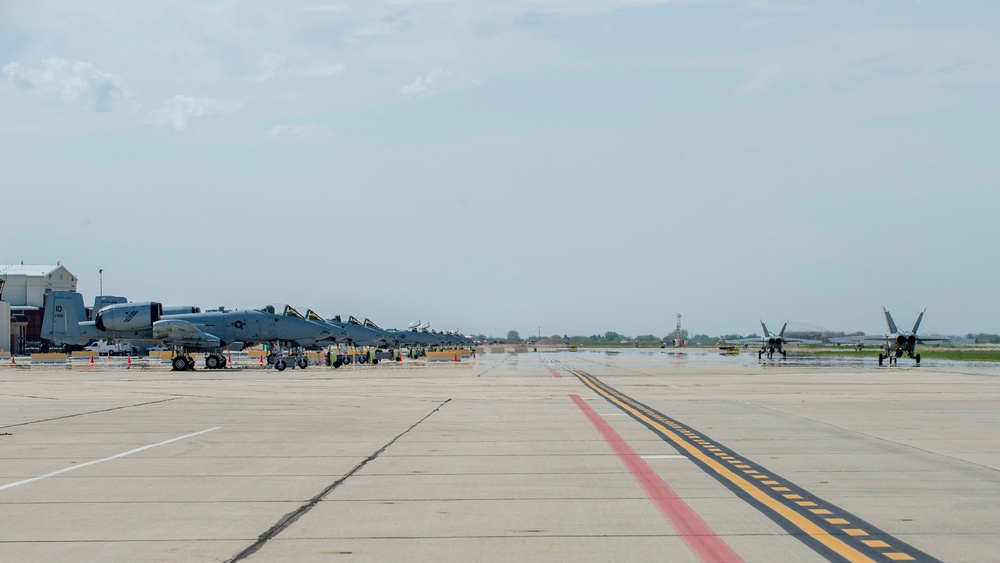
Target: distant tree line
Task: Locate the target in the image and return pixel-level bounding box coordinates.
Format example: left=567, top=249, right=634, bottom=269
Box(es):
left=472, top=330, right=1000, bottom=345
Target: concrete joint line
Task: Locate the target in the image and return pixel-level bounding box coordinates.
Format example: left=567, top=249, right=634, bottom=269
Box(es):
left=0, top=398, right=180, bottom=430
left=226, top=398, right=453, bottom=563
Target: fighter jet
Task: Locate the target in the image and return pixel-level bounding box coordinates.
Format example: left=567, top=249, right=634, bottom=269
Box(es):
left=725, top=321, right=819, bottom=359
left=41, top=291, right=335, bottom=371
left=830, top=308, right=948, bottom=365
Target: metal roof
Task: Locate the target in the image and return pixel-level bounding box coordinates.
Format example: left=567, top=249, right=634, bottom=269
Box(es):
left=0, top=264, right=71, bottom=278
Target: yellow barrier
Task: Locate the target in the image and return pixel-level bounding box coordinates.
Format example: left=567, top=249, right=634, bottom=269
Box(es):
left=31, top=353, right=68, bottom=363
left=72, top=351, right=99, bottom=358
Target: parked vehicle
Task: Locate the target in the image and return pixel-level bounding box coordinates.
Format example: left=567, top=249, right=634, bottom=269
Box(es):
left=84, top=339, right=139, bottom=356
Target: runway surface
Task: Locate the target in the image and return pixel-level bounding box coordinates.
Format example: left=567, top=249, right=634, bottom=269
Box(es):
left=2, top=350, right=999, bottom=562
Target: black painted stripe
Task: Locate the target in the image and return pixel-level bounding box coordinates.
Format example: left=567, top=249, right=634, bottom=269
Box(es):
left=571, top=369, right=940, bottom=563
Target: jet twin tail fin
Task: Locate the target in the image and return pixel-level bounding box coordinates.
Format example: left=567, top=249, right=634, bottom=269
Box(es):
left=760, top=321, right=771, bottom=338
left=779, top=322, right=788, bottom=339
left=882, top=307, right=899, bottom=334
left=41, top=291, right=87, bottom=345
left=912, top=308, right=927, bottom=334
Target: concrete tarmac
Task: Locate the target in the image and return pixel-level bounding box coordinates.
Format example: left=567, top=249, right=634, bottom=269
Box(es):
left=1, top=350, right=999, bottom=562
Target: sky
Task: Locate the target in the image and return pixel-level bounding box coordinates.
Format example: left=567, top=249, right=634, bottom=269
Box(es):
left=1, top=1, right=998, bottom=338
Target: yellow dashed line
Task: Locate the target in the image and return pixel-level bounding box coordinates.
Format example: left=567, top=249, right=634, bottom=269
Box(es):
left=762, top=480, right=780, bottom=485
left=844, top=529, right=868, bottom=537
left=885, top=554, right=915, bottom=561
left=862, top=540, right=890, bottom=548
left=571, top=370, right=879, bottom=563
left=797, top=501, right=817, bottom=507
left=826, top=518, right=850, bottom=525
left=773, top=487, right=790, bottom=492
left=784, top=494, right=803, bottom=500
left=811, top=509, right=833, bottom=515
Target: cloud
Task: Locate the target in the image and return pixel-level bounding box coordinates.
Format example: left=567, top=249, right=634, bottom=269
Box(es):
left=249, top=52, right=345, bottom=81
left=267, top=123, right=330, bottom=138
left=298, top=61, right=346, bottom=79
left=144, top=95, right=241, bottom=130
left=400, top=68, right=481, bottom=98
left=2, top=57, right=130, bottom=112
left=401, top=68, right=451, bottom=97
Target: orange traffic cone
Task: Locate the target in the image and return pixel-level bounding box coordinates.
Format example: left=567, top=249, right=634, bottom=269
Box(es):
left=259, top=354, right=264, bottom=365
left=90, top=354, right=95, bottom=365
left=127, top=354, right=132, bottom=369
left=10, top=356, right=15, bottom=365
left=453, top=353, right=457, bottom=362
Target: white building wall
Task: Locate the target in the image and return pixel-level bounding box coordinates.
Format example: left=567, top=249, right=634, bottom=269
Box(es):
left=0, top=301, right=10, bottom=353
left=0, top=265, right=78, bottom=307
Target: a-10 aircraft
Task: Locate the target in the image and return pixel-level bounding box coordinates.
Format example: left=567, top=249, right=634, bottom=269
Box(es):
left=41, top=291, right=344, bottom=371
left=724, top=321, right=819, bottom=359
left=830, top=308, right=947, bottom=365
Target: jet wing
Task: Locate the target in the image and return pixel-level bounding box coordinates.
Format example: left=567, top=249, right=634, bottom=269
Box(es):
left=917, top=336, right=951, bottom=343
left=781, top=337, right=823, bottom=345
left=152, top=319, right=222, bottom=348
left=722, top=338, right=760, bottom=345
left=828, top=335, right=887, bottom=344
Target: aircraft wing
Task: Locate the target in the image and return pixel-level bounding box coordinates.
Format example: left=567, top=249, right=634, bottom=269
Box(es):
left=152, top=319, right=222, bottom=348
left=917, top=336, right=951, bottom=343
left=722, top=338, right=760, bottom=345
left=781, top=337, right=823, bottom=345
left=828, top=335, right=887, bottom=344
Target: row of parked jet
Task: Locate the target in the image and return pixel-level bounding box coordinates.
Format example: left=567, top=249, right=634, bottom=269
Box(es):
left=725, top=308, right=946, bottom=365
left=41, top=291, right=473, bottom=371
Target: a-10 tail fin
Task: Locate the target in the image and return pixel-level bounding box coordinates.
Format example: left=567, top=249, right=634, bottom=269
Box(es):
left=882, top=307, right=899, bottom=334
left=41, top=291, right=88, bottom=345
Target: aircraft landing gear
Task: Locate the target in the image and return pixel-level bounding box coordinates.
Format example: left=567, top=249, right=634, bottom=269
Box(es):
left=297, top=357, right=308, bottom=369
left=275, top=359, right=287, bottom=371
left=171, top=355, right=195, bottom=371
left=205, top=354, right=226, bottom=369
left=878, top=353, right=884, bottom=366
left=915, top=353, right=921, bottom=365
left=758, top=350, right=763, bottom=360
left=781, top=349, right=787, bottom=359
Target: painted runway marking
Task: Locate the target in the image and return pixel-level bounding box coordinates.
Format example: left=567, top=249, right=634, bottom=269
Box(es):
left=0, top=427, right=221, bottom=492
left=570, top=370, right=942, bottom=563
left=641, top=455, right=686, bottom=459
left=571, top=394, right=744, bottom=563
left=540, top=360, right=562, bottom=378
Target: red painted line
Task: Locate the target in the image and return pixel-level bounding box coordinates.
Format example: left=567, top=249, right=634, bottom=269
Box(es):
left=543, top=363, right=562, bottom=378
left=570, top=394, right=743, bottom=563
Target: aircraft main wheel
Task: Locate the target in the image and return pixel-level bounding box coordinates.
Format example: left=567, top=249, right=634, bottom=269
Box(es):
left=781, top=350, right=787, bottom=358
left=372, top=358, right=379, bottom=365
left=915, top=354, right=921, bottom=364
left=275, top=359, right=287, bottom=371
left=206, top=355, right=221, bottom=369
left=172, top=356, right=189, bottom=371
left=878, top=353, right=884, bottom=366
left=344, top=357, right=352, bottom=365
left=297, top=358, right=308, bottom=369
left=266, top=354, right=275, bottom=365
left=333, top=361, right=342, bottom=369
left=758, top=351, right=763, bottom=360
left=358, top=355, right=367, bottom=364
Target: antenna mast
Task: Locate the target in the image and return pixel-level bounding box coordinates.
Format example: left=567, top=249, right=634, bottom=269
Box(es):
left=675, top=313, right=684, bottom=347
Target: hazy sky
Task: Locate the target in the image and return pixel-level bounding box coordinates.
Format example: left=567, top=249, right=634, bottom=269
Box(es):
left=2, top=1, right=997, bottom=337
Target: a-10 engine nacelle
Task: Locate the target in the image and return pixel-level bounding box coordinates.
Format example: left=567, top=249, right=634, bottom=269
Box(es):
left=95, top=302, right=163, bottom=332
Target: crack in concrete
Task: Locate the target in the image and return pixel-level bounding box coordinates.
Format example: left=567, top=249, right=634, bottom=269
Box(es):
left=225, top=398, right=452, bottom=562
left=0, top=398, right=180, bottom=429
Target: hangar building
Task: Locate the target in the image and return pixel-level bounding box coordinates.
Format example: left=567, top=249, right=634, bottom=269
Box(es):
left=1, top=263, right=79, bottom=353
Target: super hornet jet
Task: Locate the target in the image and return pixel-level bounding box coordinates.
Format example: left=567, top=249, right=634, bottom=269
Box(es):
left=41, top=291, right=335, bottom=371
left=830, top=308, right=948, bottom=365
left=725, top=321, right=819, bottom=359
